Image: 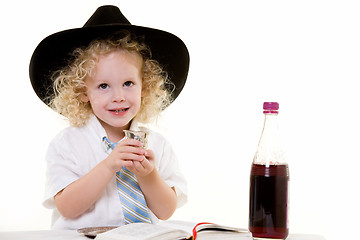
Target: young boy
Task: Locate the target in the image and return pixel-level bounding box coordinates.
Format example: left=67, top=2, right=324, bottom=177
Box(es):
left=29, top=5, right=189, bottom=230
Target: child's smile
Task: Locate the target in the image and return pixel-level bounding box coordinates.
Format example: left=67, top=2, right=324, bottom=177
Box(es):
left=109, top=107, right=129, bottom=115
left=82, top=49, right=143, bottom=136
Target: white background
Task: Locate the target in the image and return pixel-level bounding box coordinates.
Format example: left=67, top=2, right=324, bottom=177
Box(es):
left=1, top=1, right=359, bottom=240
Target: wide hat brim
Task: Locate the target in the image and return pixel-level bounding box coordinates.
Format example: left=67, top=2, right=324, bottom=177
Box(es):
left=29, top=5, right=189, bottom=106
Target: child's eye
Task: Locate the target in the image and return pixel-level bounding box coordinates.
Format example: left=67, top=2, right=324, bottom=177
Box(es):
left=123, top=81, right=134, bottom=87
left=98, top=83, right=109, bottom=89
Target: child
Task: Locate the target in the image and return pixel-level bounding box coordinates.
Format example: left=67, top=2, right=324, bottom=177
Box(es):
left=29, top=5, right=189, bottom=230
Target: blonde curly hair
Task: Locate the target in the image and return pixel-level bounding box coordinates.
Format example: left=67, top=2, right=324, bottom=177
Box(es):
left=50, top=31, right=173, bottom=127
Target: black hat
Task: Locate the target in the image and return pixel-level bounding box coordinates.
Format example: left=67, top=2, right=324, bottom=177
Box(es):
left=29, top=5, right=189, bottom=105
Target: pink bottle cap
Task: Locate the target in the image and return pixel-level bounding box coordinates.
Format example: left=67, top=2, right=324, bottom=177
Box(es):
left=263, top=102, right=279, bottom=114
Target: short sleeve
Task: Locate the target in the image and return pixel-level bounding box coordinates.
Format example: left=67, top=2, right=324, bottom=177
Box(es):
left=149, top=132, right=188, bottom=208
left=43, top=133, right=84, bottom=209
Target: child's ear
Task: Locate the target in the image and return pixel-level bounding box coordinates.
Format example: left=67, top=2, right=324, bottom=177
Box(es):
left=80, top=93, right=89, bottom=102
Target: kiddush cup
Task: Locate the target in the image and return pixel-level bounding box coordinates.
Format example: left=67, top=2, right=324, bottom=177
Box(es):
left=123, top=130, right=149, bottom=149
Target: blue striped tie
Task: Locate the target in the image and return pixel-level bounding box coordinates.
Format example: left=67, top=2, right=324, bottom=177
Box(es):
left=103, top=137, right=151, bottom=224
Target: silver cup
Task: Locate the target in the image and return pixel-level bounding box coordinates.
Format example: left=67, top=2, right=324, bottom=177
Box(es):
left=123, top=130, right=149, bottom=149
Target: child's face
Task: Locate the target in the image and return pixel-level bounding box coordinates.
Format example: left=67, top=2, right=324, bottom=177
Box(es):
left=82, top=50, right=143, bottom=133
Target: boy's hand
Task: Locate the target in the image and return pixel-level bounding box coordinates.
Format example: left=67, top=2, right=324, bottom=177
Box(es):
left=126, top=149, right=155, bottom=177
left=104, top=138, right=146, bottom=173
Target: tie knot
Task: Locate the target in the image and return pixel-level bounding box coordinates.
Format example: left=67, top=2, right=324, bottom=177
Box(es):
left=103, top=136, right=118, bottom=150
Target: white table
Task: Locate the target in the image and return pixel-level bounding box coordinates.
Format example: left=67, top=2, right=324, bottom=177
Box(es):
left=0, top=230, right=325, bottom=240
left=0, top=230, right=85, bottom=240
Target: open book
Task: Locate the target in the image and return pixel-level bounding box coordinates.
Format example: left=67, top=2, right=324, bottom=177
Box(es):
left=93, top=220, right=251, bottom=240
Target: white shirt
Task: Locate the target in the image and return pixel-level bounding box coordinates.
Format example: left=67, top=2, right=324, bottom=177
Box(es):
left=43, top=115, right=187, bottom=230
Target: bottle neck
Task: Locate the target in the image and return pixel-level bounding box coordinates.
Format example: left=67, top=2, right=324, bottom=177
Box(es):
left=262, top=113, right=279, bottom=135
left=253, top=112, right=286, bottom=165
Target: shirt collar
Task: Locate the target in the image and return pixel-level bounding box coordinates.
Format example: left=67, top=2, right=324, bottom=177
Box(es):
left=86, top=115, right=144, bottom=153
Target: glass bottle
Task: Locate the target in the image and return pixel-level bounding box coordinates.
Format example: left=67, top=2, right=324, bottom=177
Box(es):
left=249, top=102, right=289, bottom=239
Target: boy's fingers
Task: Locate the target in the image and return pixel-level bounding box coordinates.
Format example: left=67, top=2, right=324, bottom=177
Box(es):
left=115, top=145, right=145, bottom=155
left=133, top=161, right=144, bottom=172
left=118, top=138, right=143, bottom=148
left=119, top=153, right=144, bottom=162
left=122, top=160, right=134, bottom=168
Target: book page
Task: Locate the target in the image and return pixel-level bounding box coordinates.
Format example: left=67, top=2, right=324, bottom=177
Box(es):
left=195, top=223, right=248, bottom=233
left=96, top=222, right=189, bottom=240
left=95, top=221, right=251, bottom=240
left=158, top=221, right=251, bottom=239
left=158, top=220, right=195, bottom=233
